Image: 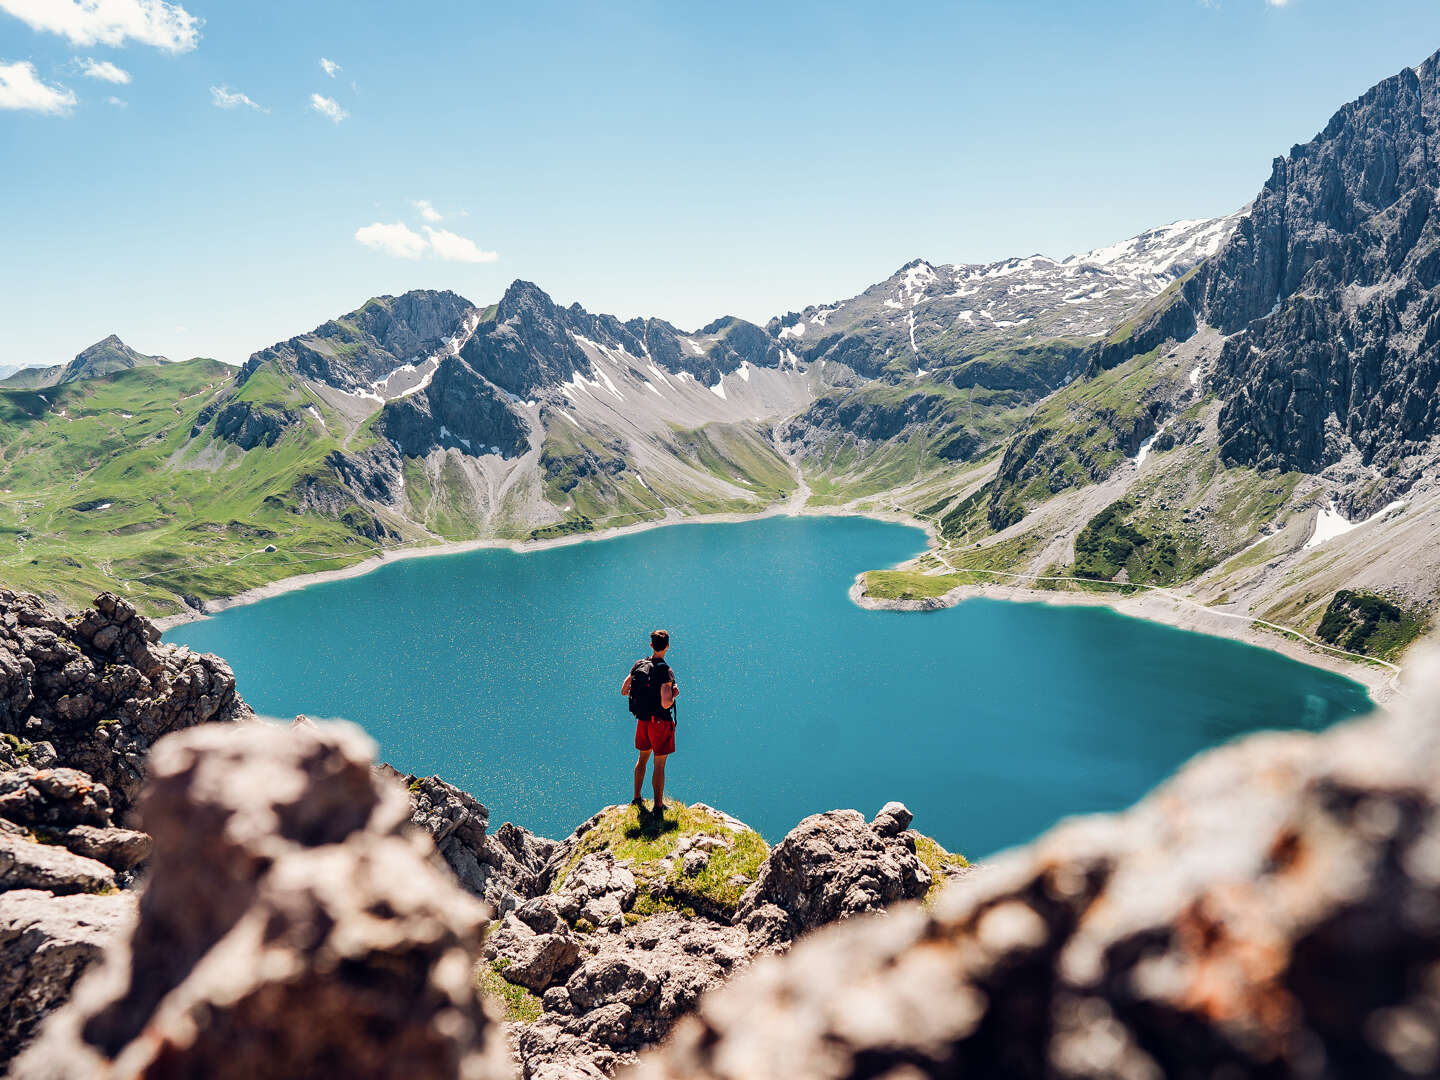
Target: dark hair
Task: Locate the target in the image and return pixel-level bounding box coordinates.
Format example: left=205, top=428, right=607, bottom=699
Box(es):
left=650, top=629, right=670, bottom=651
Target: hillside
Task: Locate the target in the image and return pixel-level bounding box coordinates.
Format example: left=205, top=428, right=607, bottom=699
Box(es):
left=0, top=335, right=166, bottom=390
left=854, top=48, right=1440, bottom=662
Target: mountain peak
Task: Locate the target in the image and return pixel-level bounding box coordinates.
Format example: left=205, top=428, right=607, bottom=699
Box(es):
left=61, top=335, right=165, bottom=384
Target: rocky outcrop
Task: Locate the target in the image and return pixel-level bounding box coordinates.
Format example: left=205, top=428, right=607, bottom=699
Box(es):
left=0, top=590, right=251, bottom=1066
left=209, top=399, right=299, bottom=450
left=1193, top=49, right=1440, bottom=488
left=13, top=721, right=512, bottom=1080
left=380, top=766, right=558, bottom=915
left=0, top=590, right=253, bottom=820
left=0, top=891, right=134, bottom=1062
left=634, top=650, right=1440, bottom=1080
left=241, top=289, right=476, bottom=394
left=736, top=803, right=932, bottom=951
left=476, top=799, right=939, bottom=1077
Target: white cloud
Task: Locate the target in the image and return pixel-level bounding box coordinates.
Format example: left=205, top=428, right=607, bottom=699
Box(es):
left=210, top=85, right=263, bottom=111
left=0, top=60, right=76, bottom=114
left=320, top=57, right=340, bottom=78
left=0, top=0, right=201, bottom=52
left=309, top=92, right=347, bottom=123
left=78, top=57, right=130, bottom=84
left=105, top=94, right=125, bottom=106
left=355, top=222, right=427, bottom=259
left=413, top=199, right=442, bottom=223
left=424, top=226, right=499, bottom=264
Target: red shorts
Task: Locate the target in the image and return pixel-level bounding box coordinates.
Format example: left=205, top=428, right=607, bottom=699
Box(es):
left=635, top=716, right=676, bottom=756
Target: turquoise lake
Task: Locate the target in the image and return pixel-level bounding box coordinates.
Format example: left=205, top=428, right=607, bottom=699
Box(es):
left=164, top=515, right=1373, bottom=858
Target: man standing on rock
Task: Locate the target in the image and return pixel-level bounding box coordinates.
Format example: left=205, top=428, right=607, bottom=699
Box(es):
left=622, top=629, right=679, bottom=814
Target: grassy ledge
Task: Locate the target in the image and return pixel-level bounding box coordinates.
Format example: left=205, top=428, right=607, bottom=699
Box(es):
left=550, top=801, right=769, bottom=920
left=476, top=960, right=543, bottom=1023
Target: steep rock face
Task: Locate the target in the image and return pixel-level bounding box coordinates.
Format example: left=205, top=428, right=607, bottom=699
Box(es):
left=379, top=351, right=531, bottom=458
left=380, top=766, right=558, bottom=914
left=209, top=399, right=299, bottom=450
left=14, top=721, right=512, bottom=1080
left=0, top=591, right=252, bottom=820
left=1194, top=50, right=1440, bottom=486
left=459, top=281, right=596, bottom=399
left=240, top=289, right=476, bottom=394
left=459, top=281, right=784, bottom=401
left=635, top=651, right=1440, bottom=1080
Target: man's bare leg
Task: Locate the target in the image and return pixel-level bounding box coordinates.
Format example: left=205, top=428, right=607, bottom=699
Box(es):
left=652, top=754, right=668, bottom=811
left=633, top=751, right=651, bottom=803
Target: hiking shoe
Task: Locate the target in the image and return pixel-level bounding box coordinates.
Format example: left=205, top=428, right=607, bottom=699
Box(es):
left=631, top=797, right=646, bottom=809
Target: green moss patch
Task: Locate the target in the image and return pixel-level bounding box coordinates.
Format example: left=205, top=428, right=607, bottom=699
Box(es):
left=913, top=833, right=968, bottom=905
left=476, top=960, right=543, bottom=1023
left=550, top=801, right=768, bottom=920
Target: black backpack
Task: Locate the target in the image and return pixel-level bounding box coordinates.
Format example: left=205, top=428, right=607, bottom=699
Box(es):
left=628, top=658, right=673, bottom=721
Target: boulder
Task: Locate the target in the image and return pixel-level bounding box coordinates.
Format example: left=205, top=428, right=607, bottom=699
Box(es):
left=633, top=651, right=1440, bottom=1080
left=12, top=720, right=512, bottom=1080
left=0, top=890, right=135, bottom=1062
left=0, top=834, right=114, bottom=895
left=381, top=764, right=558, bottom=914
left=56, top=825, right=150, bottom=872
left=556, top=853, right=637, bottom=929
left=484, top=907, right=583, bottom=993
left=735, top=803, right=931, bottom=942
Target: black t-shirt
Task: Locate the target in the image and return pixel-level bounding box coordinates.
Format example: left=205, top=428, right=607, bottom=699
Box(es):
left=630, top=657, right=677, bottom=720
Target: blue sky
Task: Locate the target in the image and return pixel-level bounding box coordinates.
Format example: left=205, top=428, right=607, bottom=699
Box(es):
left=1, top=0, right=1437, bottom=367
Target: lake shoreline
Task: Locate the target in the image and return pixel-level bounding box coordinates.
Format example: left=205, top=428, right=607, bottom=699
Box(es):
left=153, top=500, right=1395, bottom=705
left=152, top=496, right=933, bottom=631
left=850, top=576, right=1399, bottom=704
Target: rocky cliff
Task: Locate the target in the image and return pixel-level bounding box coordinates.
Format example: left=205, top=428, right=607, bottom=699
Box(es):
left=0, top=589, right=253, bottom=1060
left=1194, top=48, right=1440, bottom=497
left=240, top=289, right=478, bottom=395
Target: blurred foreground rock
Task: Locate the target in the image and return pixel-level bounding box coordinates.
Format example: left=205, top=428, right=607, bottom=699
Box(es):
left=633, top=651, right=1440, bottom=1080
left=13, top=721, right=512, bottom=1080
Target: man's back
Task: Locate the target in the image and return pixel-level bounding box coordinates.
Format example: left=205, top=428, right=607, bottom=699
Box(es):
left=628, top=657, right=674, bottom=720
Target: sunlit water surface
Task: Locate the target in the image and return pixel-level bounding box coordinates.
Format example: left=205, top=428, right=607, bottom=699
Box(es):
left=166, top=516, right=1372, bottom=856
